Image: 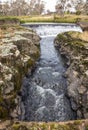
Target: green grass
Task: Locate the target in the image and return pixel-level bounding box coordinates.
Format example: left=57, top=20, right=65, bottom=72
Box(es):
left=0, top=14, right=88, bottom=24
left=0, top=16, right=19, bottom=21
left=18, top=14, right=88, bottom=23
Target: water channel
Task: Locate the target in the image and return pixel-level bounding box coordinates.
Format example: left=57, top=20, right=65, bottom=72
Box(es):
left=20, top=23, right=82, bottom=121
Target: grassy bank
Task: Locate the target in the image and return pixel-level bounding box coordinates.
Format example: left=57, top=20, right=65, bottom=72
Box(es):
left=19, top=14, right=88, bottom=23
left=0, top=14, right=88, bottom=24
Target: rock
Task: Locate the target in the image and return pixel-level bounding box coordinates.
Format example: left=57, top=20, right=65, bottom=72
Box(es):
left=0, top=26, right=40, bottom=120
left=77, top=110, right=83, bottom=118
left=77, top=86, right=87, bottom=94
left=73, top=70, right=79, bottom=77
left=1, top=119, right=88, bottom=130
left=15, top=50, right=20, bottom=57
left=4, top=82, right=14, bottom=95
left=78, top=22, right=88, bottom=31
left=35, top=106, right=49, bottom=121
left=15, top=31, right=40, bottom=46
left=54, top=31, right=88, bottom=119
left=85, top=70, right=88, bottom=77
left=84, top=113, right=88, bottom=118
left=70, top=98, right=78, bottom=110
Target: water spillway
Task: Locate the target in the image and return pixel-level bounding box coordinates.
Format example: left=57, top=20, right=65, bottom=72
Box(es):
left=20, top=24, right=82, bottom=121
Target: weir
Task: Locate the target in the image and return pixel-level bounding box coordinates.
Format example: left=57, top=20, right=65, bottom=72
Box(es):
left=20, top=24, right=82, bottom=121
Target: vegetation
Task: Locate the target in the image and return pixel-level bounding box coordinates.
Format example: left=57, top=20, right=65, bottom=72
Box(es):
left=0, top=0, right=45, bottom=16
left=76, top=11, right=81, bottom=15
left=56, top=31, right=87, bottom=48
left=3, top=120, right=87, bottom=130
left=0, top=14, right=88, bottom=24
left=0, top=0, right=88, bottom=24
left=0, top=0, right=88, bottom=16
left=55, top=0, right=88, bottom=16
left=10, top=14, right=88, bottom=23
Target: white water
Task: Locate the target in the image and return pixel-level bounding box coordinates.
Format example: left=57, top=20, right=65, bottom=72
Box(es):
left=33, top=24, right=82, bottom=37
left=20, top=23, right=82, bottom=121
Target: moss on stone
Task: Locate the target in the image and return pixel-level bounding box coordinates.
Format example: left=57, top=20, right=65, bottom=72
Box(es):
left=57, top=32, right=85, bottom=48
left=57, top=33, right=68, bottom=43
left=55, top=30, right=88, bottom=120
left=28, top=58, right=34, bottom=66
left=0, top=25, right=40, bottom=120
left=0, top=95, right=8, bottom=119
left=86, top=125, right=88, bottom=130
left=54, top=124, right=70, bottom=130
left=0, top=121, right=88, bottom=130
left=12, top=124, right=28, bottom=130
left=10, top=122, right=85, bottom=130
left=0, top=106, right=8, bottom=119
left=73, top=120, right=82, bottom=125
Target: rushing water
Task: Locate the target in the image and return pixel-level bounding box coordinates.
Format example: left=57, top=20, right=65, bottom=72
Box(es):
left=20, top=24, right=82, bottom=121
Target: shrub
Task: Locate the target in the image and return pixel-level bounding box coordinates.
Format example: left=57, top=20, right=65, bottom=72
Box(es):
left=76, top=11, right=81, bottom=15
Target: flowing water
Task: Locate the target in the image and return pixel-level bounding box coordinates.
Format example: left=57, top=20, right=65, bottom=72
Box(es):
left=20, top=24, right=82, bottom=121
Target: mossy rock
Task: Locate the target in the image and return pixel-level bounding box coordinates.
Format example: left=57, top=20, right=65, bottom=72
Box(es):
left=86, top=125, right=88, bottom=130
left=11, top=122, right=81, bottom=130
left=53, top=124, right=70, bottom=130
left=0, top=96, right=7, bottom=119
left=57, top=32, right=85, bottom=47
left=0, top=106, right=8, bottom=119
left=12, top=124, right=28, bottom=130
left=0, top=94, right=16, bottom=119
left=73, top=120, right=82, bottom=125
left=0, top=121, right=87, bottom=130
